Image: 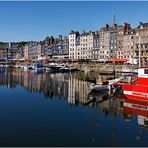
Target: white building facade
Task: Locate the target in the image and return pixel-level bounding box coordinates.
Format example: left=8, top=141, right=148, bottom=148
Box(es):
left=68, top=31, right=79, bottom=60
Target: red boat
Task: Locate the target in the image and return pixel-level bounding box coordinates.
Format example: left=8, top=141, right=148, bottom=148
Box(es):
left=122, top=67, right=148, bottom=101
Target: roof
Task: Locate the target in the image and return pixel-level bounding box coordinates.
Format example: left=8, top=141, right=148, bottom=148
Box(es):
left=137, top=22, right=148, bottom=29
left=69, top=31, right=79, bottom=35
left=81, top=31, right=94, bottom=36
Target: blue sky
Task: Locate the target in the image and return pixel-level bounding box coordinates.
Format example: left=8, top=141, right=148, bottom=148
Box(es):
left=0, top=1, right=148, bottom=42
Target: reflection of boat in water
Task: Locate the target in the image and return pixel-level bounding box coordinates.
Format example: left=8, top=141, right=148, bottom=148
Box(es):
left=85, top=90, right=111, bottom=106
left=123, top=98, right=148, bottom=138
left=113, top=93, right=148, bottom=135
left=123, top=99, right=148, bottom=118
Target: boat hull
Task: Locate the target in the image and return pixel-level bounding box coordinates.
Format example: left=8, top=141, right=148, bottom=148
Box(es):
left=90, top=84, right=110, bottom=91
left=123, top=79, right=148, bottom=101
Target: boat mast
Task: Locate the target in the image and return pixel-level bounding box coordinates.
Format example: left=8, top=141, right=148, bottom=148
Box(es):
left=113, top=11, right=116, bottom=79
left=138, top=34, right=141, bottom=67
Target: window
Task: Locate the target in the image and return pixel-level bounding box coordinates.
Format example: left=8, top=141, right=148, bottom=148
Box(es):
left=136, top=33, right=139, bottom=36
left=141, top=44, right=143, bottom=48
left=144, top=69, right=148, bottom=74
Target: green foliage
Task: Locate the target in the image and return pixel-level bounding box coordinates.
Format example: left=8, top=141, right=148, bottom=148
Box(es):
left=0, top=42, right=9, bottom=48
left=17, top=41, right=29, bottom=47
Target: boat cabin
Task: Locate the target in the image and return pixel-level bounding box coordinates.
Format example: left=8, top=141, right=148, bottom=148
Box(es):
left=138, top=67, right=148, bottom=85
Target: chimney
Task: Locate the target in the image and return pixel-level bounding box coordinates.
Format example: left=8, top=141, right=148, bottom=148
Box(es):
left=124, top=22, right=131, bottom=34
left=59, top=35, right=62, bottom=40
left=139, top=22, right=143, bottom=25
left=112, top=23, right=117, bottom=30
left=106, top=24, right=109, bottom=30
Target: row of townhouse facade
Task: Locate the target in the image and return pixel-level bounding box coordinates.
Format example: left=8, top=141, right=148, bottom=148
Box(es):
left=0, top=22, right=148, bottom=63
left=68, top=22, right=148, bottom=63
left=23, top=35, right=69, bottom=61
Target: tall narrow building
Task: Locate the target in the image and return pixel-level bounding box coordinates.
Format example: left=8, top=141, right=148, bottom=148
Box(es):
left=99, top=24, right=110, bottom=60
left=134, top=22, right=148, bottom=66
left=69, top=30, right=79, bottom=60
left=123, top=29, right=135, bottom=62
left=77, top=31, right=94, bottom=60
left=92, top=31, right=100, bottom=60
left=117, top=25, right=124, bottom=59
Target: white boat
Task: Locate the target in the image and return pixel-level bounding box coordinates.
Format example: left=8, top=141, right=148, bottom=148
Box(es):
left=23, top=64, right=33, bottom=71
left=45, top=67, right=52, bottom=72
left=89, top=83, right=111, bottom=91
left=122, top=66, right=138, bottom=74
left=33, top=63, right=45, bottom=71
left=108, top=77, right=122, bottom=85
left=89, top=77, right=122, bottom=91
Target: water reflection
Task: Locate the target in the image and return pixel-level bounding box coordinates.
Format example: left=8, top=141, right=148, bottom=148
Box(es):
left=0, top=68, right=148, bottom=146
left=0, top=68, right=92, bottom=105
left=123, top=99, right=148, bottom=127
left=0, top=68, right=147, bottom=120
left=0, top=68, right=114, bottom=108
left=113, top=94, right=148, bottom=142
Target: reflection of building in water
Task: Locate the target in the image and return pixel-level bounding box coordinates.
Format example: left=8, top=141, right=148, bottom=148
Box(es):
left=0, top=69, right=87, bottom=104
left=68, top=74, right=76, bottom=105
left=68, top=73, right=90, bottom=105
left=0, top=68, right=122, bottom=115
left=77, top=80, right=90, bottom=104
left=49, top=73, right=69, bottom=99
left=23, top=71, right=30, bottom=89
left=98, top=97, right=110, bottom=114
left=0, top=68, right=68, bottom=99
left=138, top=115, right=148, bottom=128
left=0, top=68, right=21, bottom=89
left=87, top=91, right=111, bottom=112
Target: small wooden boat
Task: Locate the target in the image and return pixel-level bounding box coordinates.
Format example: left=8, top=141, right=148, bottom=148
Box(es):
left=89, top=77, right=122, bottom=91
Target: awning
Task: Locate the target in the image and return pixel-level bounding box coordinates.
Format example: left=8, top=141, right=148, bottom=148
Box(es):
left=0, top=58, right=7, bottom=61
left=106, top=58, right=128, bottom=63
left=25, top=57, right=32, bottom=62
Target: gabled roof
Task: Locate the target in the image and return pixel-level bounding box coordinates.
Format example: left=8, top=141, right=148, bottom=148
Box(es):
left=69, top=30, right=79, bottom=35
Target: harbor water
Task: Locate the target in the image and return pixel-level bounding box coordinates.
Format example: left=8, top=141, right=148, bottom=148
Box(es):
left=0, top=68, right=148, bottom=147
